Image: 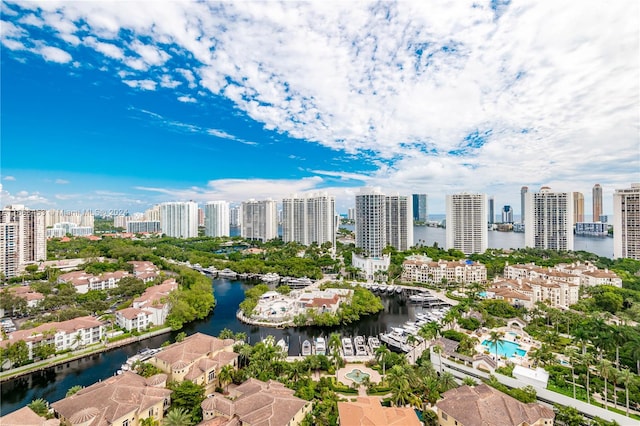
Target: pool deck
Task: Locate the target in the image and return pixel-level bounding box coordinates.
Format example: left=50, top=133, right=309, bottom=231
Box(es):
left=475, top=326, right=540, bottom=367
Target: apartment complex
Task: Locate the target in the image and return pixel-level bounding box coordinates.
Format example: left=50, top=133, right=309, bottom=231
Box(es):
left=445, top=193, right=487, bottom=254
left=613, top=183, right=640, bottom=260
left=520, top=186, right=528, bottom=224
left=58, top=270, right=130, bottom=294
left=204, top=200, right=230, bottom=237
left=159, top=201, right=198, bottom=238
left=488, top=196, right=495, bottom=224
left=525, top=187, right=574, bottom=251
left=282, top=192, right=336, bottom=247
left=502, top=205, right=513, bottom=224
left=116, top=279, right=178, bottom=332
left=0, top=205, right=47, bottom=278
left=573, top=191, right=584, bottom=223
left=355, top=187, right=387, bottom=258
left=385, top=195, right=413, bottom=252
left=241, top=199, right=278, bottom=242
left=412, top=193, right=428, bottom=222
left=45, top=209, right=94, bottom=228
left=401, top=255, right=487, bottom=285
left=127, top=220, right=161, bottom=234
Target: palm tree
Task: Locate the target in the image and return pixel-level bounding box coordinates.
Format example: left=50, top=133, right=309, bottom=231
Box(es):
left=438, top=371, right=457, bottom=392
left=287, top=359, right=307, bottom=382
left=328, top=333, right=342, bottom=376
left=163, top=408, right=193, bottom=426
left=432, top=344, right=443, bottom=374
left=418, top=322, right=441, bottom=341
left=65, top=385, right=83, bottom=397
left=564, top=347, right=578, bottom=399
left=387, top=365, right=413, bottom=406
left=462, top=376, right=477, bottom=386
left=577, top=352, right=594, bottom=405
left=617, top=368, right=634, bottom=417
left=218, top=365, right=234, bottom=393
left=598, top=359, right=612, bottom=410
left=27, top=398, right=49, bottom=417
left=375, top=345, right=391, bottom=378
left=487, top=331, right=504, bottom=364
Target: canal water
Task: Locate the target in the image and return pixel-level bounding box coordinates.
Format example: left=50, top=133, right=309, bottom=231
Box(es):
left=1, top=279, right=419, bottom=415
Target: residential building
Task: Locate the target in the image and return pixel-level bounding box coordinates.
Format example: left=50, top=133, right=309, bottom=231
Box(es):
left=127, top=220, right=161, bottom=234
left=52, top=371, right=171, bottom=426
left=0, top=316, right=105, bottom=361
left=385, top=194, right=413, bottom=251
left=401, top=255, right=487, bottom=285
left=46, top=227, right=66, bottom=238
left=355, top=187, right=386, bottom=258
left=412, top=193, right=428, bottom=222
left=445, top=193, right=488, bottom=254
left=521, top=186, right=529, bottom=224
left=436, top=384, right=554, bottom=426
left=144, top=204, right=161, bottom=222
left=502, top=205, right=513, bottom=223
left=241, top=199, right=278, bottom=242
left=573, top=191, right=585, bottom=223
left=0, top=406, right=60, bottom=426
left=282, top=192, right=335, bottom=246
left=58, top=270, right=130, bottom=294
left=575, top=222, right=608, bottom=237
left=593, top=183, right=603, bottom=223
left=0, top=205, right=46, bottom=278
left=488, top=277, right=579, bottom=310
left=229, top=205, right=241, bottom=227
left=198, top=207, right=205, bottom=226
left=201, top=378, right=312, bottom=426
left=159, top=201, right=198, bottom=238
left=524, top=187, right=574, bottom=251
left=613, top=183, right=640, bottom=260
left=488, top=196, right=495, bottom=224
left=148, top=332, right=238, bottom=389
left=46, top=209, right=94, bottom=228
left=9, top=286, right=45, bottom=309
left=129, top=260, right=160, bottom=282
left=347, top=207, right=355, bottom=221
left=115, top=278, right=178, bottom=331
left=338, top=396, right=421, bottom=426
left=204, top=201, right=230, bottom=237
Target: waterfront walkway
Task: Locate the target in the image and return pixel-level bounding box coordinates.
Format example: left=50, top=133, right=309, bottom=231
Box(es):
left=0, top=327, right=171, bottom=383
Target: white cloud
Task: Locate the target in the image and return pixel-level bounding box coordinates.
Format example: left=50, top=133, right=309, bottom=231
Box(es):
left=3, top=176, right=16, bottom=181
left=129, top=40, right=170, bottom=68
left=0, top=184, right=51, bottom=208
left=37, top=45, right=72, bottom=63
left=177, top=95, right=196, bottom=103
left=55, top=179, right=70, bottom=184
left=160, top=74, right=181, bottom=88
left=84, top=36, right=124, bottom=59
left=123, top=79, right=157, bottom=91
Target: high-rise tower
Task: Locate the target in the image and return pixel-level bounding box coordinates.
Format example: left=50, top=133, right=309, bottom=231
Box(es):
left=446, top=193, right=488, bottom=254
left=613, top=183, right=640, bottom=260
left=525, top=187, right=574, bottom=251
left=282, top=193, right=335, bottom=247
left=159, top=201, right=199, bottom=238
left=593, top=184, right=603, bottom=222
left=0, top=205, right=47, bottom=278
left=411, top=194, right=428, bottom=222
left=204, top=201, right=230, bottom=237
left=241, top=199, right=278, bottom=242
left=488, top=196, right=495, bottom=224
left=520, top=186, right=528, bottom=224
left=386, top=195, right=414, bottom=251
left=355, top=188, right=386, bottom=257
left=573, top=192, right=584, bottom=223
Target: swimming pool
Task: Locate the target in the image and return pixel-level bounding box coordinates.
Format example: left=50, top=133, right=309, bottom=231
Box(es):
left=482, top=339, right=527, bottom=358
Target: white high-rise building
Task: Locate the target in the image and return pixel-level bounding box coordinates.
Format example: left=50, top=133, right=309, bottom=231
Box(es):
left=520, top=186, right=528, bottom=224
left=204, top=201, right=230, bottom=238
left=282, top=193, right=335, bottom=247
left=241, top=199, right=278, bottom=242
left=144, top=205, right=161, bottom=222
left=355, top=188, right=387, bottom=258
left=159, top=201, right=198, bottom=238
left=46, top=209, right=94, bottom=228
left=613, top=183, right=640, bottom=260
left=1, top=205, right=47, bottom=278
left=229, top=206, right=241, bottom=228
left=385, top=195, right=413, bottom=251
left=525, top=187, right=574, bottom=251
left=347, top=207, right=356, bottom=221
left=446, top=193, right=488, bottom=255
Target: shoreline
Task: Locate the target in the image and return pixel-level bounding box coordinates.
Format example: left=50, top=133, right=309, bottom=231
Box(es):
left=0, top=327, right=172, bottom=383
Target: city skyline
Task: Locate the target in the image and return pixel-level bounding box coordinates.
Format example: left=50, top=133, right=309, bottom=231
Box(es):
left=1, top=1, right=638, bottom=215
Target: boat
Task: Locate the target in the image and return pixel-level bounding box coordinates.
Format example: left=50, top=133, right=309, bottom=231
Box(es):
left=387, top=285, right=395, bottom=294
left=354, top=335, right=367, bottom=356
left=368, top=336, right=381, bottom=352
left=342, top=337, right=354, bottom=356
left=315, top=337, right=326, bottom=356
left=261, top=272, right=280, bottom=283
left=218, top=268, right=238, bottom=279
left=395, top=286, right=403, bottom=294
left=301, top=339, right=312, bottom=356
left=371, top=284, right=379, bottom=292
left=276, top=338, right=288, bottom=355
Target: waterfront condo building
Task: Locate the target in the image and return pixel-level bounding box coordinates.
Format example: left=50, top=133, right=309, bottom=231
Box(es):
left=204, top=201, right=230, bottom=237
left=127, top=220, right=161, bottom=234
left=241, top=199, right=278, bottom=242
left=488, top=196, right=495, bottom=224
left=613, top=183, right=640, bottom=260
left=282, top=192, right=336, bottom=247
left=502, top=205, right=513, bottom=224
left=159, top=201, right=198, bottom=238
left=385, top=194, right=414, bottom=251
left=573, top=191, right=584, bottom=223
left=412, top=193, right=428, bottom=222
left=593, top=183, right=603, bottom=222
left=525, top=187, right=574, bottom=251
left=144, top=204, right=161, bottom=222
left=46, top=209, right=94, bottom=228
left=355, top=187, right=387, bottom=258
left=0, top=205, right=46, bottom=278
left=520, top=186, right=528, bottom=224
left=445, top=193, right=488, bottom=255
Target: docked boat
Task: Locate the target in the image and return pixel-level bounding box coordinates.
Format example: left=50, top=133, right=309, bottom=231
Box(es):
left=218, top=268, right=238, bottom=279
left=261, top=272, right=280, bottom=283
left=395, top=286, right=403, bottom=294
left=342, top=337, right=354, bottom=357
left=387, top=285, right=396, bottom=294
left=368, top=336, right=381, bottom=352
left=371, top=284, right=379, bottom=292
left=276, top=338, right=288, bottom=355
left=315, top=337, right=326, bottom=356
left=301, top=339, right=312, bottom=356
left=354, top=335, right=367, bottom=356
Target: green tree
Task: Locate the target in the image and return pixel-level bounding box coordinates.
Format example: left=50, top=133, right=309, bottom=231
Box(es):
left=487, top=331, right=505, bottom=364
left=168, top=380, right=205, bottom=423
left=617, top=367, right=634, bottom=417
left=27, top=398, right=49, bottom=417
left=375, top=345, right=391, bottom=377
left=6, top=340, right=29, bottom=366
left=218, top=328, right=235, bottom=340
left=163, top=408, right=193, bottom=426
left=175, top=332, right=187, bottom=343
left=218, top=365, right=234, bottom=393
left=66, top=385, right=83, bottom=397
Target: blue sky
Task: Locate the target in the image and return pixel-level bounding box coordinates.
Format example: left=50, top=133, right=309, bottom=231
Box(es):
left=1, top=1, right=638, bottom=215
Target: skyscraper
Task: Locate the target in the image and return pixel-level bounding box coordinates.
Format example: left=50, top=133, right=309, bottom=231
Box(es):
left=445, top=193, right=488, bottom=255
left=241, top=199, right=278, bottom=242
left=204, top=201, right=230, bottom=238
left=159, top=201, right=198, bottom=238
left=355, top=188, right=386, bottom=257
left=593, top=184, right=603, bottom=222
left=488, top=196, right=495, bottom=224
left=525, top=187, right=574, bottom=251
left=412, top=194, right=428, bottom=222
left=0, top=205, right=46, bottom=278
left=502, top=205, right=513, bottom=223
left=573, top=192, right=584, bottom=223
left=386, top=195, right=414, bottom=251
left=282, top=193, right=335, bottom=247
left=521, top=186, right=528, bottom=224
left=613, top=183, right=640, bottom=260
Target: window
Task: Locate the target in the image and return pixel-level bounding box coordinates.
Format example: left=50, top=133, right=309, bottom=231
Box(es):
left=123, top=420, right=129, bottom=426
left=208, top=370, right=215, bottom=382
left=442, top=413, right=448, bottom=420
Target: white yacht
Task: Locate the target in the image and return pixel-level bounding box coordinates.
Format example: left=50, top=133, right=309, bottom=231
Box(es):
left=368, top=336, right=381, bottom=352
left=301, top=339, right=312, bottom=356
left=354, top=335, right=367, bottom=356
left=276, top=338, right=288, bottom=355
left=315, top=337, right=326, bottom=356
left=342, top=337, right=354, bottom=356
